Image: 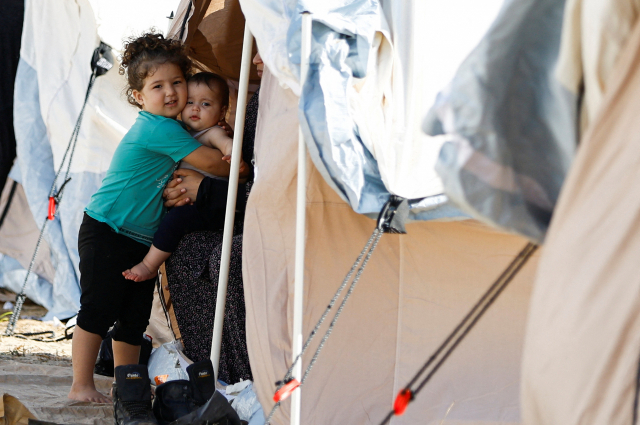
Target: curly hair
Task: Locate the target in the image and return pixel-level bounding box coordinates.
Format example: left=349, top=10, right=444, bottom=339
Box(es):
left=187, top=72, right=230, bottom=111
left=119, top=31, right=193, bottom=108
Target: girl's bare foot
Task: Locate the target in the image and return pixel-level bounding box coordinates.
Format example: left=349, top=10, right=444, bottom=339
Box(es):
left=122, top=262, right=157, bottom=282
left=68, top=385, right=111, bottom=403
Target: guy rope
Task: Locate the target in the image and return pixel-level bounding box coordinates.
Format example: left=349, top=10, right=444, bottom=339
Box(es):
left=5, top=42, right=113, bottom=337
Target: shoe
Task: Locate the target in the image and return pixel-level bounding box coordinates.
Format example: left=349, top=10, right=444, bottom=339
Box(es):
left=171, top=392, right=241, bottom=425
left=153, top=379, right=192, bottom=425
left=153, top=360, right=240, bottom=425
left=113, top=364, right=158, bottom=425
left=186, top=360, right=216, bottom=406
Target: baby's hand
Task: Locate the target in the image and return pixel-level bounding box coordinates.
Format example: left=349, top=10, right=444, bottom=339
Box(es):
left=222, top=155, right=247, bottom=174
left=218, top=120, right=233, bottom=138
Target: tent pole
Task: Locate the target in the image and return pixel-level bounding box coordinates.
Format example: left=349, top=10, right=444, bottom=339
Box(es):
left=209, top=23, right=253, bottom=381
left=291, top=11, right=312, bottom=425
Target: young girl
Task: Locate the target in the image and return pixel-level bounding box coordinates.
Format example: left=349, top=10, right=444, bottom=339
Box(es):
left=68, top=33, right=231, bottom=404
left=122, top=72, right=248, bottom=282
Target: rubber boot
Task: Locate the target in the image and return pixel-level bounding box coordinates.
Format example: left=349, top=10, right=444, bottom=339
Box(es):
left=186, top=359, right=216, bottom=406
left=113, top=364, right=158, bottom=425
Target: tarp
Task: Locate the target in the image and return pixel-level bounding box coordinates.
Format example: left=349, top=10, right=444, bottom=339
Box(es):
left=424, top=0, right=578, bottom=242
left=242, top=66, right=540, bottom=424
left=521, top=10, right=640, bottom=425
left=240, top=0, right=503, bottom=221
left=2, top=0, right=178, bottom=319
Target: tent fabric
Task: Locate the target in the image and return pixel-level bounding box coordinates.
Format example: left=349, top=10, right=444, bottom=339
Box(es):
left=424, top=0, right=578, bottom=243
left=243, top=67, right=540, bottom=424
left=520, top=14, right=640, bottom=425
left=4, top=0, right=177, bottom=319
left=0, top=179, right=55, bottom=306
left=168, top=0, right=260, bottom=84
left=9, top=0, right=129, bottom=319
left=555, top=0, right=640, bottom=133
left=167, top=0, right=259, bottom=136
left=240, top=0, right=509, bottom=220
left=0, top=0, right=23, bottom=196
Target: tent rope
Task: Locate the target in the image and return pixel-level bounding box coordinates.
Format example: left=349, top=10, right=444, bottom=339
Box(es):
left=378, top=242, right=538, bottom=424
left=264, top=196, right=407, bottom=424
left=4, top=42, right=113, bottom=337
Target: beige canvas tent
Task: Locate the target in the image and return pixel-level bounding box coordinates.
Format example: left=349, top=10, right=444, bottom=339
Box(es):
left=522, top=3, right=640, bottom=424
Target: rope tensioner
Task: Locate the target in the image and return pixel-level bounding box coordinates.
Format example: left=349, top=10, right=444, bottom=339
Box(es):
left=264, top=195, right=409, bottom=424
left=273, top=379, right=301, bottom=403
left=5, top=42, right=113, bottom=337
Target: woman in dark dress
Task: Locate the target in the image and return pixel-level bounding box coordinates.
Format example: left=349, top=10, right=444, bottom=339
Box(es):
left=162, top=54, right=263, bottom=384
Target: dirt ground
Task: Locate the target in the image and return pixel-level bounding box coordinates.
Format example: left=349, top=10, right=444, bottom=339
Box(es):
left=0, top=288, right=72, bottom=366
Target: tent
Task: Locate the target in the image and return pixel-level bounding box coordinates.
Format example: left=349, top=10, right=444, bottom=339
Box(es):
left=7, top=0, right=615, bottom=424
left=0, top=0, right=178, bottom=320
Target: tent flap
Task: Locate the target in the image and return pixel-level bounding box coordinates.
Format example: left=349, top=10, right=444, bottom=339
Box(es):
left=424, top=0, right=578, bottom=242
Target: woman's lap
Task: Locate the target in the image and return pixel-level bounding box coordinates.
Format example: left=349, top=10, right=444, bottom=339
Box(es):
left=165, top=231, right=252, bottom=384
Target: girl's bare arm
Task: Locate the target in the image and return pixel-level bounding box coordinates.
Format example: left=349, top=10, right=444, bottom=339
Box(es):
left=198, top=126, right=234, bottom=157
left=181, top=145, right=230, bottom=176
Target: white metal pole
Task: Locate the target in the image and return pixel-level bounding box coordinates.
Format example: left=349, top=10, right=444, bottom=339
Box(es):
left=291, top=11, right=312, bottom=425
left=210, top=24, right=254, bottom=380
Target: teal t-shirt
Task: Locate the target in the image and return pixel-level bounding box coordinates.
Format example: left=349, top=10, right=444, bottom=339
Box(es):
left=85, top=111, right=202, bottom=245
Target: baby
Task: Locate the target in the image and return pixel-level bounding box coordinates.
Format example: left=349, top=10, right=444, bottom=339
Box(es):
left=123, top=72, right=247, bottom=282
left=179, top=72, right=239, bottom=177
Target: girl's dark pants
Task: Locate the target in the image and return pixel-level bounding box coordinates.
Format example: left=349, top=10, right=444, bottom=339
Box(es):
left=76, top=213, right=155, bottom=345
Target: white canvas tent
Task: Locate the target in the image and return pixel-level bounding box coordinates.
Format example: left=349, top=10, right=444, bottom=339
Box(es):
left=0, top=0, right=179, bottom=319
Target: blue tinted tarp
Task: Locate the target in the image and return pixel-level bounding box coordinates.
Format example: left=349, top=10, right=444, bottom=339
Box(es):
left=424, top=0, right=578, bottom=242
left=241, top=0, right=467, bottom=221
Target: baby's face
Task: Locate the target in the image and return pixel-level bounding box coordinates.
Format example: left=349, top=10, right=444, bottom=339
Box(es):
left=182, top=82, right=226, bottom=131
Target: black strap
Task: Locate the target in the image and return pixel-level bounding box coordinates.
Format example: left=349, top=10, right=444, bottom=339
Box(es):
left=156, top=272, right=178, bottom=341
left=178, top=1, right=192, bottom=41
left=0, top=180, right=17, bottom=230
left=633, top=347, right=640, bottom=424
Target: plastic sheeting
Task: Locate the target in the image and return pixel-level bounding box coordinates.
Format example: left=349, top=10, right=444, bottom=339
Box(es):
left=240, top=0, right=503, bottom=220
left=424, top=0, right=578, bottom=242
left=5, top=0, right=177, bottom=318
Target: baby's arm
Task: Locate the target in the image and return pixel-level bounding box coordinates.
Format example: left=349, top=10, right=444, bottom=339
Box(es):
left=195, top=127, right=250, bottom=179
left=198, top=127, right=233, bottom=157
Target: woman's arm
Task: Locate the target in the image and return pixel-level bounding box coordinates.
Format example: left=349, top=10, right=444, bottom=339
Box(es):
left=163, top=168, right=244, bottom=212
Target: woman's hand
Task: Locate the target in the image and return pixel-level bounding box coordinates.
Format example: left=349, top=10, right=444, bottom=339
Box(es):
left=217, top=119, right=234, bottom=138
left=163, top=169, right=205, bottom=207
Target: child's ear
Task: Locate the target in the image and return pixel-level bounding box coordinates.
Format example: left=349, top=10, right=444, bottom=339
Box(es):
left=132, top=90, right=144, bottom=107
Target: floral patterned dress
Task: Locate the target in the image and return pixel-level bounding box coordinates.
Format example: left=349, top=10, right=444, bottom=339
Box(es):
left=165, top=90, right=259, bottom=384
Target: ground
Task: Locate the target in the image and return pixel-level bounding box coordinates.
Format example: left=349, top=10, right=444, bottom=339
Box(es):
left=0, top=288, right=72, bottom=366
